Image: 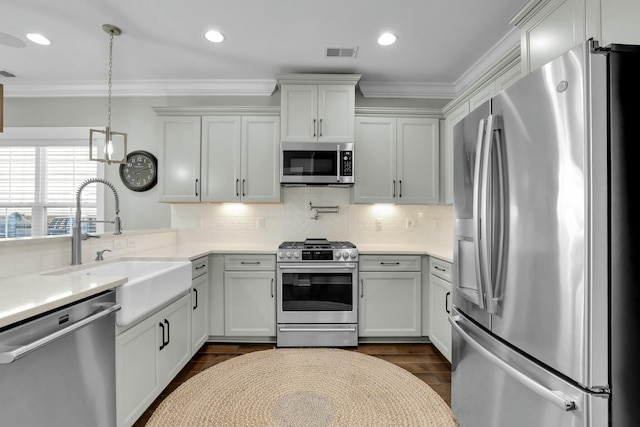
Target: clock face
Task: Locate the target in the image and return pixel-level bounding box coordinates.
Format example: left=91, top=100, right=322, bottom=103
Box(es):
left=119, top=151, right=158, bottom=191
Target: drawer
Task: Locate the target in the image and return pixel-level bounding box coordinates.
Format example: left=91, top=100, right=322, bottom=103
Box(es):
left=359, top=255, right=421, bottom=272
left=430, top=257, right=452, bottom=282
left=224, top=254, right=276, bottom=271
left=192, top=256, right=208, bottom=278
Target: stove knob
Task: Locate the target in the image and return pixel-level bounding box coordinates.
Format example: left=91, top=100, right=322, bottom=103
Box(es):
left=293, top=252, right=299, bottom=259
left=335, top=251, right=342, bottom=259
left=286, top=251, right=292, bottom=258
left=342, top=252, right=350, bottom=259
left=350, top=251, right=357, bottom=259
left=278, top=251, right=284, bottom=258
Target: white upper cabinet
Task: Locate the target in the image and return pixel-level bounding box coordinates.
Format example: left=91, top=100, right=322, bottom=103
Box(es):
left=158, top=116, right=202, bottom=203
left=353, top=116, right=439, bottom=205
left=277, top=74, right=361, bottom=143
left=156, top=108, right=280, bottom=203
left=201, top=116, right=280, bottom=203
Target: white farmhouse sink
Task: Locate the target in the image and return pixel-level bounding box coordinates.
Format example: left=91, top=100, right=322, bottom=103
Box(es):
left=49, top=260, right=191, bottom=327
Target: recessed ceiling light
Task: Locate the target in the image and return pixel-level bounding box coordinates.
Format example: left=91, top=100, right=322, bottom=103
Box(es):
left=204, top=30, right=224, bottom=43
left=377, top=32, right=397, bottom=46
left=26, top=33, right=51, bottom=46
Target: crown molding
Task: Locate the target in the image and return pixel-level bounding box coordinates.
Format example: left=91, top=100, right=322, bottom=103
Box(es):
left=358, top=82, right=455, bottom=99
left=453, top=28, right=521, bottom=95
left=355, top=106, right=443, bottom=118
left=2, top=79, right=278, bottom=98
left=152, top=106, right=280, bottom=116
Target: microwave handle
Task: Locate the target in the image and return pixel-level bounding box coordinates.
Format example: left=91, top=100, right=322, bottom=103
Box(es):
left=336, top=146, right=340, bottom=182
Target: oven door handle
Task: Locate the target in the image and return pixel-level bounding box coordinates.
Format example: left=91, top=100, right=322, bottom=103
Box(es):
left=278, top=264, right=357, bottom=270
left=278, top=327, right=357, bottom=333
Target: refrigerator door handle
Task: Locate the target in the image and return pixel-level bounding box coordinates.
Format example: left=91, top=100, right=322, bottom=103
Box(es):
left=472, top=119, right=488, bottom=310
left=450, top=315, right=577, bottom=411
left=490, top=121, right=506, bottom=311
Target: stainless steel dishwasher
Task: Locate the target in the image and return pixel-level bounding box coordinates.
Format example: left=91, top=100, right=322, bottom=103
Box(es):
left=0, top=290, right=120, bottom=427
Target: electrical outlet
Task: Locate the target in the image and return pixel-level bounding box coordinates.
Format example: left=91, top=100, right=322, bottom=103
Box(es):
left=113, top=239, right=125, bottom=250
left=127, top=238, right=136, bottom=248
left=257, top=217, right=265, bottom=229
left=375, top=218, right=383, bottom=231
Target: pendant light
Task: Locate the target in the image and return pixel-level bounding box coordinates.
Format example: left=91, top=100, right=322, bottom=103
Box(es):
left=89, top=24, right=127, bottom=164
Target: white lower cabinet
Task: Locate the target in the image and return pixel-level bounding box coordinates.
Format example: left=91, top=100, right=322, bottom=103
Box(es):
left=224, top=255, right=276, bottom=337
left=429, top=258, right=453, bottom=362
left=116, top=293, right=191, bottom=427
left=191, top=273, right=208, bottom=353
left=358, top=255, right=422, bottom=337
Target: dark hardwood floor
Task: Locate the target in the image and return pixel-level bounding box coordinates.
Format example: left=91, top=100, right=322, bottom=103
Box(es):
left=133, top=342, right=451, bottom=426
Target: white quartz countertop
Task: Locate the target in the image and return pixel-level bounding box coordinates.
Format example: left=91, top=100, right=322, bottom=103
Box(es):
left=0, top=241, right=452, bottom=329
left=0, top=272, right=127, bottom=329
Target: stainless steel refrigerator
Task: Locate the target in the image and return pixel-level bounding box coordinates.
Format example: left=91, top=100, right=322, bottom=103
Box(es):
left=451, top=40, right=640, bottom=427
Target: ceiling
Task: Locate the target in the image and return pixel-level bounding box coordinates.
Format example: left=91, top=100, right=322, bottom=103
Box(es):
left=0, top=0, right=527, bottom=99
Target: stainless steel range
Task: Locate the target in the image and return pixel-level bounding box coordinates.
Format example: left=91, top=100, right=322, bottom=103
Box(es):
left=276, top=238, right=358, bottom=347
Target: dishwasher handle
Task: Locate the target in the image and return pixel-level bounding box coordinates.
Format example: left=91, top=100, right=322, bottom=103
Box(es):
left=0, top=302, right=121, bottom=365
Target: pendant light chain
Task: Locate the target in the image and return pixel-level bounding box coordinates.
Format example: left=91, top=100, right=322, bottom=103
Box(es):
left=107, top=29, right=114, bottom=132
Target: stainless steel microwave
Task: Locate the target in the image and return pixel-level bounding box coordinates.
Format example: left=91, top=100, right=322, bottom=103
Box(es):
left=280, top=142, right=354, bottom=185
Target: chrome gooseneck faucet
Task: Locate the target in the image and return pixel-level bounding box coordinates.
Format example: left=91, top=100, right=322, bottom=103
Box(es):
left=71, top=178, right=122, bottom=265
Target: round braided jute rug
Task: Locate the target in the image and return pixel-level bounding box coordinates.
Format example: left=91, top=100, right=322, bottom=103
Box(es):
left=146, top=348, right=458, bottom=427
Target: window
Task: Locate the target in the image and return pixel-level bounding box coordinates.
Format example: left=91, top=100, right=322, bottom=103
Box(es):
left=0, top=127, right=104, bottom=238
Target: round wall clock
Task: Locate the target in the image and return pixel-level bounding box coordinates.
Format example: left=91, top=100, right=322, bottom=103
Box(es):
left=119, top=150, right=158, bottom=192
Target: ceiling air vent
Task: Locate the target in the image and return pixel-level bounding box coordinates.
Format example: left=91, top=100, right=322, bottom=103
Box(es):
left=325, top=47, right=358, bottom=58
left=0, top=70, right=16, bottom=77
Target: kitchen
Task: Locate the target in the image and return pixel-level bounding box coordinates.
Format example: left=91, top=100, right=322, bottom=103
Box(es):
left=1, top=0, right=640, bottom=426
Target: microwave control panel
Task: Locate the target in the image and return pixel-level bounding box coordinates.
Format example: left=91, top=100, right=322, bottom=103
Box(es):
left=341, top=151, right=353, bottom=176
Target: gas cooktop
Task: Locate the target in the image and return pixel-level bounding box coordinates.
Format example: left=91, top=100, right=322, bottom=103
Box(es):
left=279, top=238, right=356, bottom=250
left=277, top=238, right=358, bottom=262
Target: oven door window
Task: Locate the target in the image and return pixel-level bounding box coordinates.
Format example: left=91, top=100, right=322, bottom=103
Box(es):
left=281, top=272, right=353, bottom=311
left=282, top=151, right=337, bottom=176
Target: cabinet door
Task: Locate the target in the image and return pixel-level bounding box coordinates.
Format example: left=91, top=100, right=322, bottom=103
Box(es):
left=353, top=117, right=397, bottom=204
left=359, top=272, right=421, bottom=337
left=429, top=274, right=452, bottom=362
left=158, top=294, right=191, bottom=387
left=158, top=116, right=201, bottom=202
left=442, top=103, right=470, bottom=205
left=241, top=116, right=281, bottom=202
left=397, top=118, right=440, bottom=205
left=280, top=85, right=317, bottom=143
left=201, top=116, right=241, bottom=202
left=317, top=85, right=355, bottom=143
left=224, top=271, right=276, bottom=336
left=208, top=254, right=225, bottom=337
left=191, top=275, right=208, bottom=354
left=116, top=313, right=160, bottom=427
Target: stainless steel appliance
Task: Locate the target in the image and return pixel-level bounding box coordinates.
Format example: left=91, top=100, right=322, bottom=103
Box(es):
left=280, top=142, right=354, bottom=185
left=451, top=40, right=640, bottom=427
left=0, top=290, right=120, bottom=427
left=277, top=238, right=358, bottom=347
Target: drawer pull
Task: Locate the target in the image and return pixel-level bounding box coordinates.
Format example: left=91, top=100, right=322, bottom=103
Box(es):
left=241, top=261, right=261, bottom=265
left=381, top=262, right=400, bottom=265
left=434, top=266, right=447, bottom=272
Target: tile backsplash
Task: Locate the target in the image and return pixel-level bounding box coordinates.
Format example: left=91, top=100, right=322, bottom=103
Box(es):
left=173, top=187, right=453, bottom=249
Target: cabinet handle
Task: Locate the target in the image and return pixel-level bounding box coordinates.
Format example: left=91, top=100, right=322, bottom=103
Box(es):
left=381, top=262, right=400, bottom=266
left=271, top=278, right=274, bottom=298
left=240, top=261, right=261, bottom=265
left=195, top=179, right=199, bottom=197
left=195, top=264, right=206, bottom=270
left=193, top=288, right=198, bottom=310
left=158, top=322, right=166, bottom=350
left=399, top=180, right=403, bottom=198
left=242, top=179, right=246, bottom=197
left=392, top=180, right=396, bottom=198
left=235, top=179, right=239, bottom=197
left=434, top=266, right=446, bottom=272
left=313, top=119, right=316, bottom=137
left=445, top=291, right=451, bottom=314
left=164, top=319, right=170, bottom=346
left=360, top=278, right=364, bottom=298
left=319, top=118, right=323, bottom=137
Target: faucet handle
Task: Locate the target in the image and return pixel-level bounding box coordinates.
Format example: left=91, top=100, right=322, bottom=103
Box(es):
left=95, top=249, right=112, bottom=261
left=81, top=233, right=100, bottom=241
